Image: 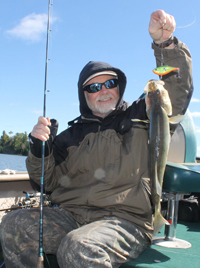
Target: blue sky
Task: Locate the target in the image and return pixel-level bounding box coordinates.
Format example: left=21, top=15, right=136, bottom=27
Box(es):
left=1, top=0, right=200, bottom=156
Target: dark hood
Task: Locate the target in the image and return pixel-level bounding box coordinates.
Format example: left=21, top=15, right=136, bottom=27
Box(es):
left=78, top=61, right=127, bottom=117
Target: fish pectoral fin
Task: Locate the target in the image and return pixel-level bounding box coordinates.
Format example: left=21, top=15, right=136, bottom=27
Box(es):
left=169, top=114, right=185, bottom=124
left=153, top=212, right=170, bottom=236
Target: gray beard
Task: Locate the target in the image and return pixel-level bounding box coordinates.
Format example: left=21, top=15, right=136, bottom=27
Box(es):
left=86, top=94, right=118, bottom=116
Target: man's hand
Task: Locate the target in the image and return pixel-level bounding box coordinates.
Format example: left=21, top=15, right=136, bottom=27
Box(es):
left=31, top=116, right=51, bottom=141
left=149, top=10, right=176, bottom=44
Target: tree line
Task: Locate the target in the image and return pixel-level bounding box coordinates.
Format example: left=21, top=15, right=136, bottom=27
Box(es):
left=0, top=131, right=29, bottom=156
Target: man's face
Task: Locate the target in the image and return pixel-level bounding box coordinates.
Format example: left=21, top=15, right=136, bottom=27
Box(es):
left=84, top=75, right=119, bottom=118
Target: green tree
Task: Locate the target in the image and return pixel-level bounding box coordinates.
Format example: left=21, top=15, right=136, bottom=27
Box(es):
left=0, top=131, right=11, bottom=153
left=1, top=130, right=9, bottom=146
left=0, top=131, right=29, bottom=156
left=12, top=132, right=29, bottom=155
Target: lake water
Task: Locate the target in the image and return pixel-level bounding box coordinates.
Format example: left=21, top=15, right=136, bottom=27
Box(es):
left=0, top=153, right=27, bottom=171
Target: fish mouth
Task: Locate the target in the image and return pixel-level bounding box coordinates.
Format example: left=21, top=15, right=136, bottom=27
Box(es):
left=144, top=79, right=165, bottom=94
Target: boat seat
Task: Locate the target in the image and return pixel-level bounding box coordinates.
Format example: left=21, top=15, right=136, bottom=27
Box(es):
left=153, top=110, right=200, bottom=248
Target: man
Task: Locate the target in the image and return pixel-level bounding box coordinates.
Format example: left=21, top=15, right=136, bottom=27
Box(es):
left=0, top=10, right=193, bottom=268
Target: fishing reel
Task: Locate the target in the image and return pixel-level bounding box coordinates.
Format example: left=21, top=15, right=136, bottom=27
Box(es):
left=18, top=191, right=51, bottom=209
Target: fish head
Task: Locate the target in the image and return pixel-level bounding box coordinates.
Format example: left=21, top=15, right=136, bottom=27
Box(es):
left=144, top=79, right=172, bottom=116
left=144, top=79, right=164, bottom=101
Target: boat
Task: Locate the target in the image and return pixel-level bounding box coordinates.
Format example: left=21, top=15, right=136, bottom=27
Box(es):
left=0, top=110, right=200, bottom=267
left=0, top=170, right=37, bottom=222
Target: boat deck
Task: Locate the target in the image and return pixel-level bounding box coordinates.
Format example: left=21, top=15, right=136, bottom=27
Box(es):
left=121, top=221, right=200, bottom=268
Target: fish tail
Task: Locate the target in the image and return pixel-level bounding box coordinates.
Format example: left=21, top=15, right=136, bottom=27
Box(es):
left=153, top=212, right=170, bottom=236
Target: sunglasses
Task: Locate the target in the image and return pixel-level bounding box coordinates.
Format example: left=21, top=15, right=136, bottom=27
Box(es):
left=83, top=79, right=119, bottom=93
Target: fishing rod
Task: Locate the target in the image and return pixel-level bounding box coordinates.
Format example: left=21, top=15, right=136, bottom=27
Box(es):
left=37, top=0, right=52, bottom=267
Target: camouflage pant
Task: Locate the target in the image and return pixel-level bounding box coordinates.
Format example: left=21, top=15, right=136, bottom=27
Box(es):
left=0, top=207, right=150, bottom=268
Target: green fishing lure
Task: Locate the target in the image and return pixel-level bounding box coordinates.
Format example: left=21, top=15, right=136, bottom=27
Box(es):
left=153, top=65, right=179, bottom=75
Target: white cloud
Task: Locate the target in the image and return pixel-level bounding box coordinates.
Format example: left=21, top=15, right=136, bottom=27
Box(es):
left=190, top=112, right=200, bottom=117
left=6, top=13, right=56, bottom=42
left=32, top=110, right=43, bottom=114
left=195, top=124, right=200, bottom=133
left=191, top=98, right=200, bottom=103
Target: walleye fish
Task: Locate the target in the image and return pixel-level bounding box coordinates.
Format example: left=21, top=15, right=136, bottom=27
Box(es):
left=144, top=79, right=171, bottom=236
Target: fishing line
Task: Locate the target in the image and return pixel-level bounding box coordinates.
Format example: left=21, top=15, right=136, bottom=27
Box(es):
left=177, top=6, right=196, bottom=28
left=44, top=253, right=52, bottom=268
left=177, top=17, right=196, bottom=28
